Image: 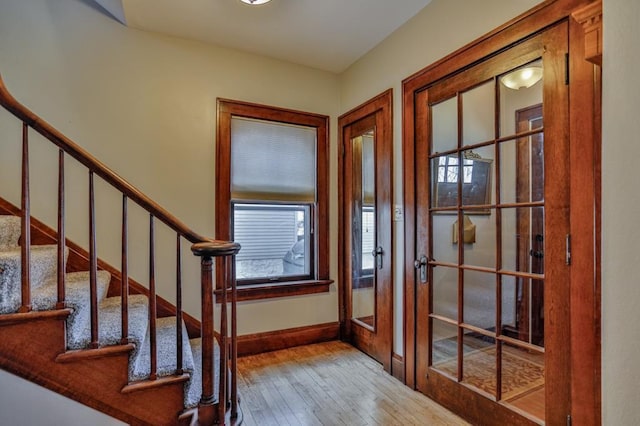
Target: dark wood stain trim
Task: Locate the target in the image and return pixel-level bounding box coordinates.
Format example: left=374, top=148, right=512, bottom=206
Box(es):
left=568, top=10, right=602, bottom=425
left=0, top=308, right=71, bottom=326
left=217, top=280, right=332, bottom=302
left=0, top=196, right=202, bottom=338
left=237, top=322, right=339, bottom=357
left=215, top=98, right=331, bottom=298
left=421, top=371, right=539, bottom=426
left=338, top=89, right=394, bottom=374
left=0, top=315, right=186, bottom=426
left=401, top=0, right=598, bottom=422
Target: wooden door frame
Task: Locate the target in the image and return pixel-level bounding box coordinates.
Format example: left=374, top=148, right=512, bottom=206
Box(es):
left=338, top=89, right=394, bottom=374
left=402, top=0, right=600, bottom=424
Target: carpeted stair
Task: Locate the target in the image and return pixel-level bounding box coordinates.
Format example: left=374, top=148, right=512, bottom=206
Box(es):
left=0, top=214, right=214, bottom=411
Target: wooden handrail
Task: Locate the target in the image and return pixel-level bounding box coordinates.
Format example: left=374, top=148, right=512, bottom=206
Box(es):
left=0, top=73, right=220, bottom=246
left=1, top=72, right=242, bottom=425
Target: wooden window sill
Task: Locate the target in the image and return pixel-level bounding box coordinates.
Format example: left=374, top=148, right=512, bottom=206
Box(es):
left=215, top=279, right=333, bottom=302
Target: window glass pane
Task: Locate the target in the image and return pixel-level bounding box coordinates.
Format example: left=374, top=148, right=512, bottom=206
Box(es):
left=361, top=207, right=375, bottom=271
left=233, top=203, right=310, bottom=280
left=431, top=97, right=458, bottom=154
left=362, top=134, right=375, bottom=205
left=462, top=80, right=495, bottom=146
left=231, top=117, right=316, bottom=202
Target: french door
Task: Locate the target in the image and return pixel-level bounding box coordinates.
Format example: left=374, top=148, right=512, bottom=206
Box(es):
left=414, top=23, right=570, bottom=424
left=339, top=91, right=393, bottom=372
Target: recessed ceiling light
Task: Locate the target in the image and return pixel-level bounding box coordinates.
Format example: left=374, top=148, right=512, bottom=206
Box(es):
left=240, top=0, right=272, bottom=5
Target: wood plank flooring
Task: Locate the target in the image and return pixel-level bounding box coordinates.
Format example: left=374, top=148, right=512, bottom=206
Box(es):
left=237, top=341, right=468, bottom=426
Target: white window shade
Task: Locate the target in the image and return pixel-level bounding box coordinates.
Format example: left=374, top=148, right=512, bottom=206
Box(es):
left=231, top=117, right=317, bottom=202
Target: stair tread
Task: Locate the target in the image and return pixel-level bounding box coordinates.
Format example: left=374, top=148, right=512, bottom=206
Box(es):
left=132, top=316, right=195, bottom=381
left=32, top=270, right=111, bottom=311
left=67, top=294, right=149, bottom=352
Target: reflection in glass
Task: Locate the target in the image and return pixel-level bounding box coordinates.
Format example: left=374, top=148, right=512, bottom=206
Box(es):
left=351, top=133, right=375, bottom=329
left=462, top=80, right=495, bottom=146
left=501, top=207, right=545, bottom=275
left=431, top=97, right=458, bottom=154
left=432, top=152, right=493, bottom=211
left=463, top=269, right=496, bottom=330
left=499, top=61, right=543, bottom=139
left=499, top=127, right=543, bottom=205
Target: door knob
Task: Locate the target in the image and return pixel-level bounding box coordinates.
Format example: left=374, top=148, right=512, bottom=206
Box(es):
left=414, top=255, right=428, bottom=283
left=372, top=246, right=384, bottom=270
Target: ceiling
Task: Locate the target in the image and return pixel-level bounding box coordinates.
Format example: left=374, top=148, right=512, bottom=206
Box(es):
left=94, top=0, right=433, bottom=73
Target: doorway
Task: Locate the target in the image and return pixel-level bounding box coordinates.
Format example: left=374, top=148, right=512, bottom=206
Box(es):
left=410, top=23, right=570, bottom=424
left=338, top=90, right=393, bottom=372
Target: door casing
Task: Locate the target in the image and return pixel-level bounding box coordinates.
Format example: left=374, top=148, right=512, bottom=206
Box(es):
left=401, top=0, right=600, bottom=424
left=338, top=89, right=394, bottom=373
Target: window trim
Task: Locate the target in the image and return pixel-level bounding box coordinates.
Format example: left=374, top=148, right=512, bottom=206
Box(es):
left=216, top=98, right=331, bottom=300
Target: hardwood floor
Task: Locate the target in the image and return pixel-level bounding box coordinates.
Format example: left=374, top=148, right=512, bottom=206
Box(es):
left=237, top=341, right=468, bottom=426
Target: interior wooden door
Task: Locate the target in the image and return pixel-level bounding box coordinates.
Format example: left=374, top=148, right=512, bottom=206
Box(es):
left=414, top=23, right=570, bottom=425
left=339, top=91, right=393, bottom=372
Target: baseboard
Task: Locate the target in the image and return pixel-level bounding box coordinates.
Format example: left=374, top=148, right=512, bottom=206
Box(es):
left=391, top=353, right=405, bottom=383
left=238, top=322, right=339, bottom=357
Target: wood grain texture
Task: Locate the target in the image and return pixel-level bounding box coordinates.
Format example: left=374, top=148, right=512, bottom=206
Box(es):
left=0, top=316, right=186, bottom=426
left=568, top=12, right=602, bottom=426
left=237, top=341, right=468, bottom=426
left=338, top=89, right=394, bottom=373
left=402, top=2, right=598, bottom=423
left=215, top=98, right=330, bottom=299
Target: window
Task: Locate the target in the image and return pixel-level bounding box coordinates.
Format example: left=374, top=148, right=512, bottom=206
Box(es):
left=216, top=99, right=330, bottom=300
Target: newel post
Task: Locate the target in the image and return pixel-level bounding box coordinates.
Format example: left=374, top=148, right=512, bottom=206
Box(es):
left=192, top=240, right=241, bottom=426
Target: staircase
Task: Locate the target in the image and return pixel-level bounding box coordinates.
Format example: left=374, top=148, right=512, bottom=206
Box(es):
left=0, top=74, right=242, bottom=425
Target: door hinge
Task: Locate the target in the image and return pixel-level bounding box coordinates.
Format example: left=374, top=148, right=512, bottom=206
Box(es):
left=565, top=52, right=570, bottom=85
left=566, top=234, right=572, bottom=265
left=567, top=414, right=572, bottom=426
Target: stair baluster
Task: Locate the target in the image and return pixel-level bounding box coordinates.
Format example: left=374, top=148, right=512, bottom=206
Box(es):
left=19, top=123, right=31, bottom=313
left=176, top=234, right=184, bottom=375
left=88, top=171, right=99, bottom=349
left=149, top=214, right=158, bottom=380
left=56, top=149, right=66, bottom=309
left=0, top=73, right=242, bottom=425
left=120, top=195, right=129, bottom=344
left=230, top=255, right=238, bottom=419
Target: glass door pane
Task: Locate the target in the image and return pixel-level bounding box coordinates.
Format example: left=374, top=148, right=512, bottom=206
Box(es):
left=427, top=58, right=546, bottom=422
left=351, top=132, right=376, bottom=330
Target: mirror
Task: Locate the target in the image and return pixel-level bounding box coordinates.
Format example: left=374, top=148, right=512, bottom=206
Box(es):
left=432, top=151, right=493, bottom=213
left=350, top=131, right=376, bottom=330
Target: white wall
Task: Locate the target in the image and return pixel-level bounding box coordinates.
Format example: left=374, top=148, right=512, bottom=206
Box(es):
left=339, top=0, right=543, bottom=355
left=0, top=370, right=125, bottom=426
left=602, top=0, right=640, bottom=424
left=0, top=0, right=341, bottom=336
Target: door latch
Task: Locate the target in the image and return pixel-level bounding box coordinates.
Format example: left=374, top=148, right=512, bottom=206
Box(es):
left=372, top=246, right=384, bottom=270
left=414, top=255, right=428, bottom=283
